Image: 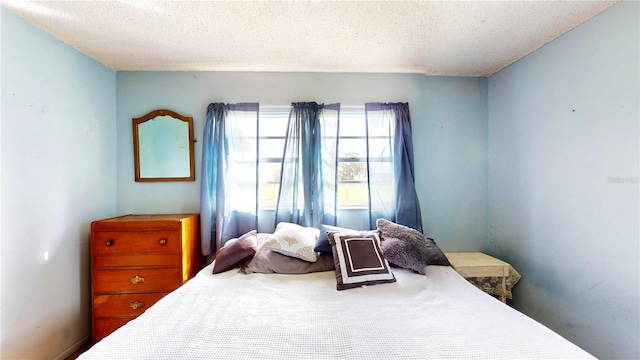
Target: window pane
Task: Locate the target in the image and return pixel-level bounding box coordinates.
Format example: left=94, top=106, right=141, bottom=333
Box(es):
left=259, top=162, right=281, bottom=206
left=338, top=161, right=367, bottom=181
left=259, top=138, right=285, bottom=159
left=259, top=111, right=289, bottom=137
left=365, top=110, right=393, bottom=137
left=339, top=116, right=366, bottom=137
left=259, top=162, right=281, bottom=183
left=338, top=138, right=366, bottom=158
left=337, top=183, right=368, bottom=206
left=259, top=183, right=280, bottom=206
left=369, top=161, right=393, bottom=179
left=367, top=138, right=392, bottom=159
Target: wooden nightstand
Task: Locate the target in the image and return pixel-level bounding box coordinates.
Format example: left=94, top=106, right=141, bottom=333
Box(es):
left=445, top=252, right=520, bottom=303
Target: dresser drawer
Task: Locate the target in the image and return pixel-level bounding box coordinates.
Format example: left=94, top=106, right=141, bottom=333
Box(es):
left=94, top=317, right=132, bottom=342
left=93, top=292, right=167, bottom=317
left=93, top=231, right=180, bottom=255
left=93, top=268, right=182, bottom=294
left=94, top=254, right=180, bottom=268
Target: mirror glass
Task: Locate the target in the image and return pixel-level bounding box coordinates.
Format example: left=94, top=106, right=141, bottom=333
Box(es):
left=133, top=109, right=195, bottom=182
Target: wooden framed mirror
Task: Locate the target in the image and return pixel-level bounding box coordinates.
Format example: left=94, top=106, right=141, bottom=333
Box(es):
left=132, top=109, right=196, bottom=182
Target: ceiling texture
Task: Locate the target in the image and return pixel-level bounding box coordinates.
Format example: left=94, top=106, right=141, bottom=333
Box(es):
left=1, top=0, right=616, bottom=76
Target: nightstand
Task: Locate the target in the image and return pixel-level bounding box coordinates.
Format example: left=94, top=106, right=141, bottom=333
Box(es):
left=445, top=252, right=521, bottom=303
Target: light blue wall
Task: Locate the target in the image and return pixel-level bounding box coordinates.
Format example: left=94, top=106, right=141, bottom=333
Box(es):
left=116, top=72, right=488, bottom=251
left=487, top=2, right=639, bottom=358
left=1, top=9, right=116, bottom=359
left=8, top=2, right=635, bottom=359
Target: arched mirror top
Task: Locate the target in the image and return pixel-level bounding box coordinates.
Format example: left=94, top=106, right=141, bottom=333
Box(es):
left=133, top=109, right=195, bottom=182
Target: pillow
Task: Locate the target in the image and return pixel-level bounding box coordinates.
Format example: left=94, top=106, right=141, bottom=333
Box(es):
left=263, top=222, right=320, bottom=262
left=314, top=224, right=373, bottom=253
left=243, top=246, right=335, bottom=274
left=328, top=232, right=396, bottom=290
left=212, top=230, right=258, bottom=274
left=376, top=219, right=450, bottom=274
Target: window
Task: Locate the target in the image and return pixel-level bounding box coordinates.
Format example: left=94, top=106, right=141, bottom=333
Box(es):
left=258, top=106, right=376, bottom=209
left=336, top=107, right=369, bottom=208
left=201, top=101, right=422, bottom=253
left=258, top=106, right=289, bottom=208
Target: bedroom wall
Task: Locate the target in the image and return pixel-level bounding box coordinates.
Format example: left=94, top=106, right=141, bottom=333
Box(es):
left=0, top=9, right=117, bottom=360
left=487, top=1, right=639, bottom=359
left=116, top=72, right=488, bottom=251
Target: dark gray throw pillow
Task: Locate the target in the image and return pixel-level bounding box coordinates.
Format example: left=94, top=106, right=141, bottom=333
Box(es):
left=242, top=246, right=335, bottom=274
left=212, top=230, right=258, bottom=274
left=376, top=219, right=450, bottom=275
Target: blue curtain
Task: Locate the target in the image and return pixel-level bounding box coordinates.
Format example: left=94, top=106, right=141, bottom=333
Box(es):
left=365, top=102, right=423, bottom=232
left=274, top=102, right=339, bottom=227
left=200, top=103, right=260, bottom=256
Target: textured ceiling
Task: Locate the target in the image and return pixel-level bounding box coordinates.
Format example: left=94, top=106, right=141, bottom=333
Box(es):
left=1, top=0, right=616, bottom=76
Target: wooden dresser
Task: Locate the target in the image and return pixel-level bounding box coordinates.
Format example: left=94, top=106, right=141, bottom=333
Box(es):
left=90, top=214, right=203, bottom=343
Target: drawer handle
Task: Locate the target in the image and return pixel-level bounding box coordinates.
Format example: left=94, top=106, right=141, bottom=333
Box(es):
left=129, top=300, right=145, bottom=310
left=129, top=275, right=145, bottom=285
left=158, top=238, right=167, bottom=245
left=105, top=239, right=113, bottom=247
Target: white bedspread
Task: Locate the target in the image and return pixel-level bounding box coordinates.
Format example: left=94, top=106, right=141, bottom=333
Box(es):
left=80, top=265, right=594, bottom=359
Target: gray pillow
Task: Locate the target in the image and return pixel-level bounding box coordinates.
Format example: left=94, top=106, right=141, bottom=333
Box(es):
left=212, top=230, right=258, bottom=274
left=376, top=218, right=450, bottom=275
left=242, top=243, right=334, bottom=275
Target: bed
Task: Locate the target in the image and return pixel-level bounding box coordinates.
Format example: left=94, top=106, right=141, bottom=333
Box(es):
left=79, top=221, right=594, bottom=359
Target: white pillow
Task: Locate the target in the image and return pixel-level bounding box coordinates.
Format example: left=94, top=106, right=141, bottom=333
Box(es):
left=262, top=222, right=320, bottom=262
